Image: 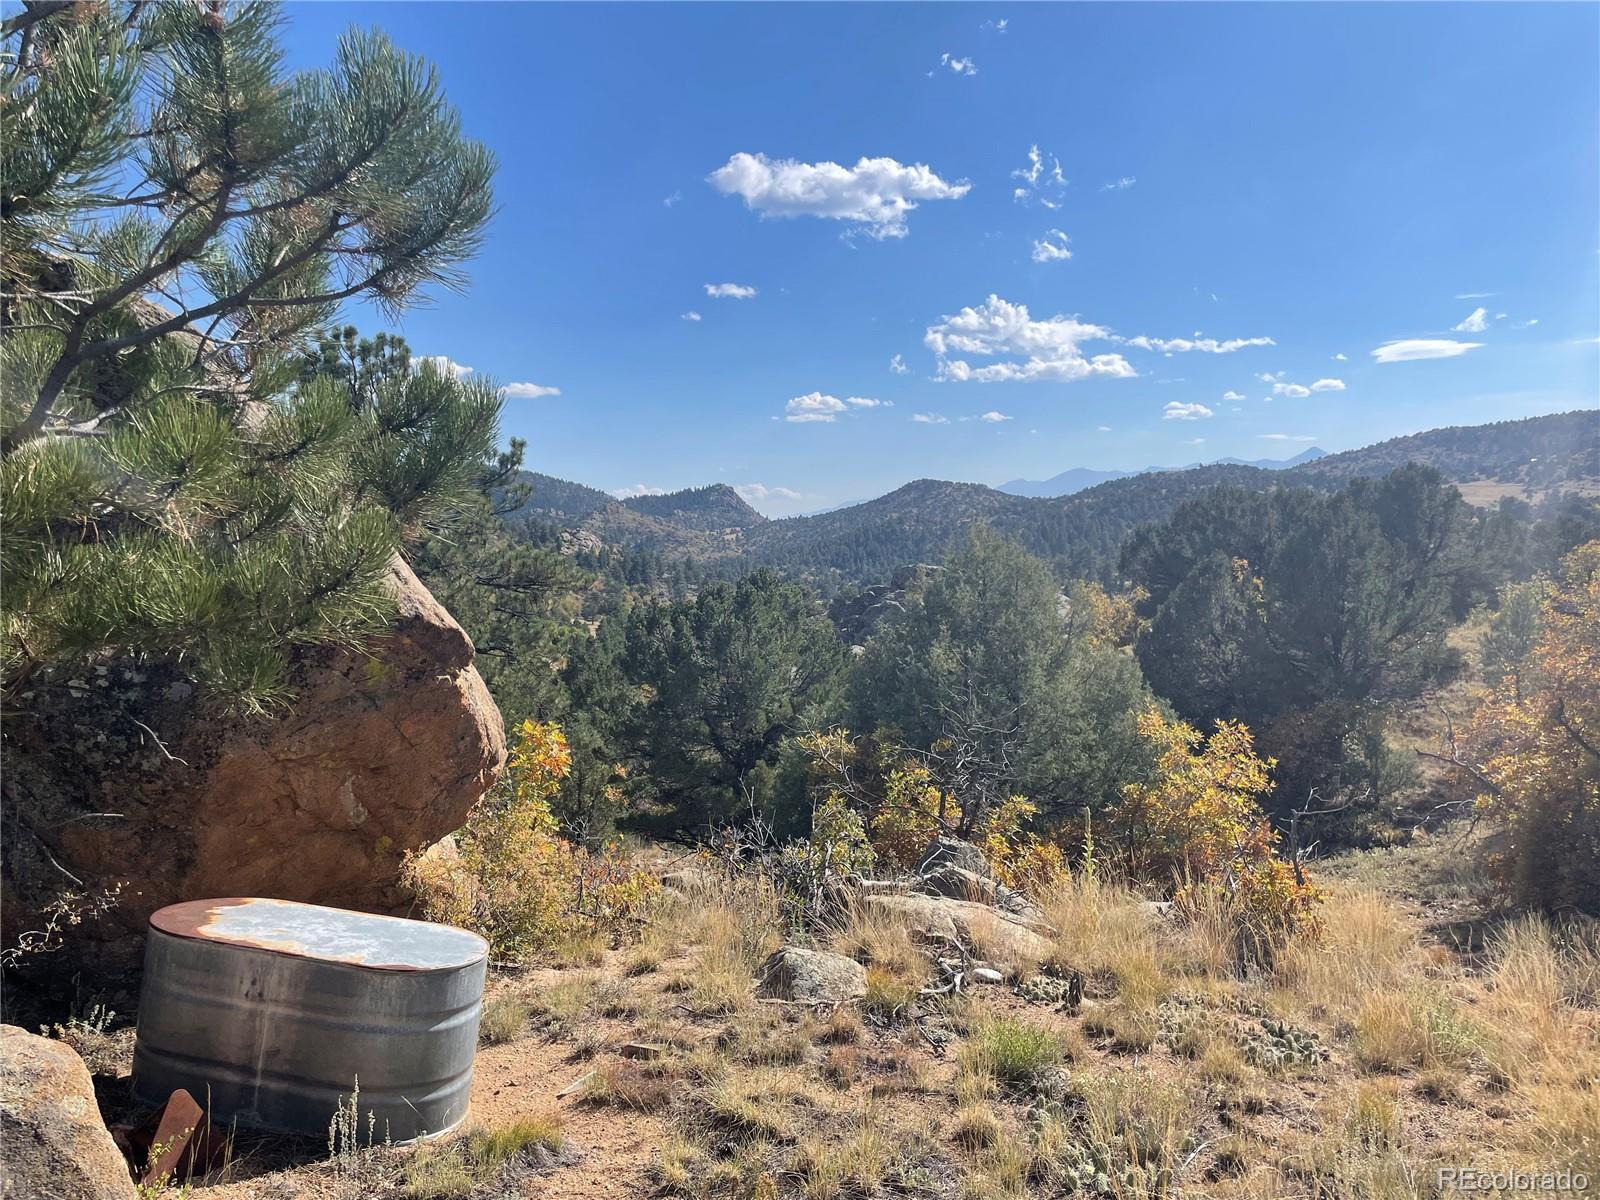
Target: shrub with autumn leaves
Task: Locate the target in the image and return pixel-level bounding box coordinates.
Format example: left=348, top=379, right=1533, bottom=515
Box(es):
left=1111, top=708, right=1322, bottom=941
left=404, top=719, right=659, bottom=961
left=1461, top=541, right=1600, bottom=912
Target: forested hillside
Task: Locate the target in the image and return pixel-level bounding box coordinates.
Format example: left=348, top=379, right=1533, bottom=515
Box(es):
left=504, top=410, right=1598, bottom=591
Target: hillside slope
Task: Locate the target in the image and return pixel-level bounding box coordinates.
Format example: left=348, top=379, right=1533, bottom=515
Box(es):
left=512, top=410, right=1598, bottom=584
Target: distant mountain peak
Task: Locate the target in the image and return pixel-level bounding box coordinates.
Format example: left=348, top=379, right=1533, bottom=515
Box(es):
left=1001, top=447, right=1328, bottom=498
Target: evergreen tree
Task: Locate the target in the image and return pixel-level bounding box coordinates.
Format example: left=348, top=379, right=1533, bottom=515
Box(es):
left=621, top=570, right=844, bottom=829
left=852, top=527, right=1156, bottom=823
left=2, top=2, right=496, bottom=711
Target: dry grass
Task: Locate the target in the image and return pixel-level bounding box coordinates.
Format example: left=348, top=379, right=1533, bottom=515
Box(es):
left=223, top=846, right=1600, bottom=1200
left=828, top=897, right=929, bottom=986
left=478, top=992, right=530, bottom=1045
left=1037, top=873, right=1165, bottom=991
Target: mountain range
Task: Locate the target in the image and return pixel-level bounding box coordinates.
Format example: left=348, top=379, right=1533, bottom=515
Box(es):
left=998, top=447, right=1327, bottom=498
left=506, top=410, right=1598, bottom=586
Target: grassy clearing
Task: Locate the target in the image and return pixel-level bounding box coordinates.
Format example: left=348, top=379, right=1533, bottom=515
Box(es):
left=269, top=850, right=1599, bottom=1200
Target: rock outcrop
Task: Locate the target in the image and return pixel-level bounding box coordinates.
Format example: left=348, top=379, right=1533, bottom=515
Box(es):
left=755, top=947, right=869, bottom=1003
left=2, top=558, right=505, bottom=976
left=859, top=893, right=1053, bottom=970
left=0, top=1025, right=136, bottom=1200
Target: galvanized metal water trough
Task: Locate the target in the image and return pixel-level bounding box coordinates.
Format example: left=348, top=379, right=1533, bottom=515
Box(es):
left=132, top=898, right=487, bottom=1143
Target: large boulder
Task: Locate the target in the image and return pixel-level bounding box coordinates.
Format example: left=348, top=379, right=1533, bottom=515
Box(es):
left=0, top=1025, right=136, bottom=1200
left=861, top=893, right=1053, bottom=971
left=2, top=558, right=505, bottom=976
left=756, top=947, right=868, bottom=1003
left=918, top=836, right=992, bottom=878
left=919, top=864, right=1044, bottom=922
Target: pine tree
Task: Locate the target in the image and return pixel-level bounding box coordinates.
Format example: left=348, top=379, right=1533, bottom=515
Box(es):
left=1, top=2, right=498, bottom=712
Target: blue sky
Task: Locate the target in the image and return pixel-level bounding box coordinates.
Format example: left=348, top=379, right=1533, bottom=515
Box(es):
left=280, top=2, right=1599, bottom=515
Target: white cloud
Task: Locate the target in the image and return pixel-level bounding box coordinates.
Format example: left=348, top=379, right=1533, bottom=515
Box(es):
left=1332, top=352, right=1348, bottom=361
left=1455, top=292, right=1496, bottom=300
left=979, top=411, right=1013, bottom=422
left=1182, top=437, right=1206, bottom=445
left=1272, top=382, right=1311, bottom=398
left=735, top=483, right=802, bottom=503
left=1222, top=390, right=1246, bottom=401
left=1100, top=177, right=1137, bottom=191
left=612, top=484, right=666, bottom=499
left=938, top=52, right=978, bottom=75
left=419, top=355, right=472, bottom=378
left=1257, top=371, right=1285, bottom=383
left=680, top=310, right=702, bottom=322
left=924, top=294, right=1135, bottom=384
left=1011, top=146, right=1066, bottom=208
left=500, top=381, right=561, bottom=399
left=1031, top=229, right=1073, bottom=263
left=1260, top=433, right=1319, bottom=442
left=1121, top=333, right=1275, bottom=355
left=784, top=392, right=848, bottom=423
left=705, top=282, right=757, bottom=299
left=663, top=191, right=682, bottom=208
left=1096, top=425, right=1113, bottom=432
left=1163, top=401, right=1214, bottom=421
left=1371, top=338, right=1482, bottom=363
left=982, top=17, right=1008, bottom=32
left=1310, top=378, right=1345, bottom=392
left=1514, top=318, right=1539, bottom=329
left=708, top=152, right=970, bottom=240
left=845, top=396, right=888, bottom=408
left=889, top=353, right=910, bottom=375
left=912, top=412, right=950, bottom=424
left=1453, top=306, right=1489, bottom=333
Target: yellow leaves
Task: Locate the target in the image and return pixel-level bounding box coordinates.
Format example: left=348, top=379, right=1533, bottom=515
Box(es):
left=403, top=719, right=656, bottom=962
left=1465, top=541, right=1600, bottom=909
left=1117, top=707, right=1319, bottom=936
left=870, top=764, right=944, bottom=868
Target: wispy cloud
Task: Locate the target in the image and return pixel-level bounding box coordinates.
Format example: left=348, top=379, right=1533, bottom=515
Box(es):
left=709, top=152, right=970, bottom=240
left=1222, top=390, right=1246, bottom=401
left=981, top=17, right=1008, bottom=32
left=1260, top=433, right=1319, bottom=442
left=1455, top=292, right=1496, bottom=300
left=1453, top=306, right=1489, bottom=333
left=845, top=396, right=889, bottom=408
left=1272, top=382, right=1311, bottom=399
left=663, top=191, right=682, bottom=208
left=912, top=412, right=950, bottom=424
left=1031, top=229, right=1073, bottom=263
left=1121, top=334, right=1275, bottom=355
left=705, top=282, right=757, bottom=299
left=889, top=353, right=910, bottom=375
left=1163, top=401, right=1214, bottom=421
left=680, top=310, right=702, bottom=322
left=1100, top=176, right=1137, bottom=191
left=1011, top=145, right=1066, bottom=208
left=500, top=381, right=561, bottom=399
left=734, top=483, right=802, bottom=503
left=612, top=484, right=666, bottom=499
left=1310, top=378, right=1345, bottom=392
left=1371, top=338, right=1482, bottom=363
left=979, top=410, right=1013, bottom=422
left=936, top=52, right=978, bottom=76
left=925, top=294, right=1135, bottom=383
left=1096, top=425, right=1113, bottom=432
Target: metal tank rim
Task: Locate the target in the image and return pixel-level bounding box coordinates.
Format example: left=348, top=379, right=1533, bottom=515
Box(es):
left=146, top=897, right=489, bottom=973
